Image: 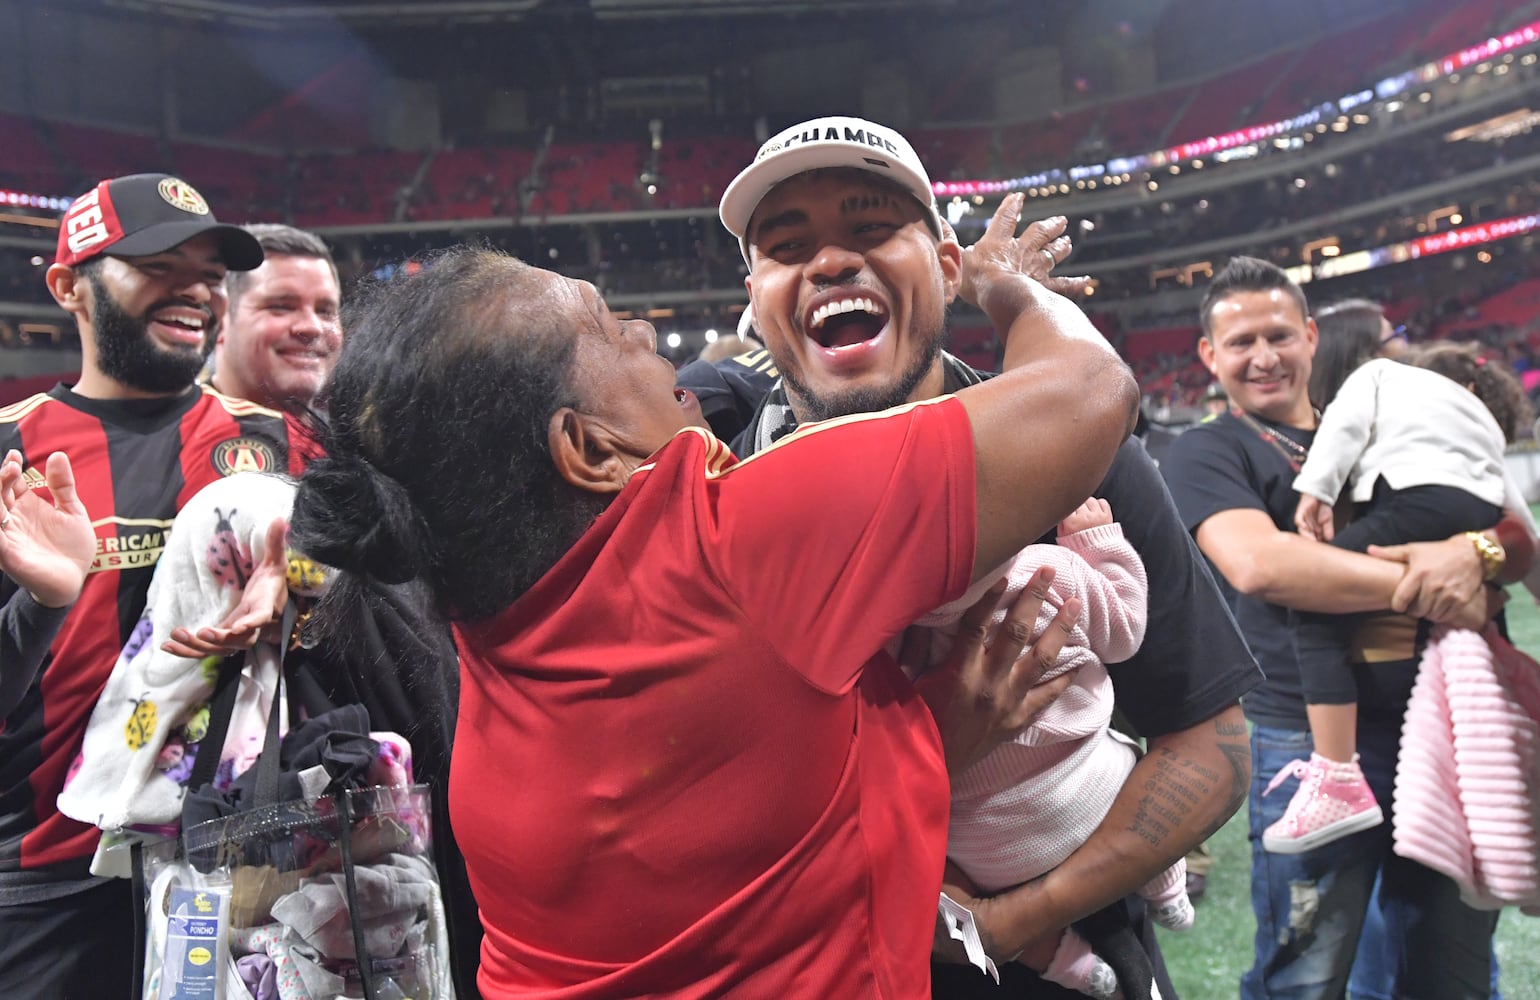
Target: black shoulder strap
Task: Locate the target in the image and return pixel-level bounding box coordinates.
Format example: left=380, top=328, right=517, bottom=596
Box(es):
left=183, top=600, right=301, bottom=803
left=185, top=652, right=248, bottom=794
left=253, top=601, right=301, bottom=810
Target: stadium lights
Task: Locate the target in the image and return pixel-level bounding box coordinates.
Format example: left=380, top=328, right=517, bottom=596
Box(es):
left=931, top=16, right=1540, bottom=201
left=666, top=333, right=682, bottom=349
left=0, top=189, right=72, bottom=212
left=704, top=329, right=718, bottom=343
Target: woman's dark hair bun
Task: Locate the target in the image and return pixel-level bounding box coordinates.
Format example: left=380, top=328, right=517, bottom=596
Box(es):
left=291, top=455, right=431, bottom=585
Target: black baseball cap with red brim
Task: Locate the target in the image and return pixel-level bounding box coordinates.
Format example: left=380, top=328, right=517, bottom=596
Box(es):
left=54, top=173, right=263, bottom=271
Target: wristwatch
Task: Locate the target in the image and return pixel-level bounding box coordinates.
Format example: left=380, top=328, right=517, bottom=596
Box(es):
left=1465, top=531, right=1506, bottom=583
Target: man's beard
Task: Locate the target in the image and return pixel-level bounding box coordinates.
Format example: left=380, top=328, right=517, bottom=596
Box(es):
left=87, top=274, right=214, bottom=394
left=782, top=307, right=947, bottom=423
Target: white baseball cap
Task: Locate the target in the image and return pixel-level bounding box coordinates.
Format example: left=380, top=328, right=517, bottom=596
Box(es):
left=719, top=116, right=944, bottom=263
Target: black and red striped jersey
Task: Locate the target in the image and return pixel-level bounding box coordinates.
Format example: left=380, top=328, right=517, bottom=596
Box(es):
left=0, top=383, right=301, bottom=875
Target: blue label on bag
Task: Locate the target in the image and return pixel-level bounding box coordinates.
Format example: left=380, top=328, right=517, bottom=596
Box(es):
left=162, top=886, right=226, bottom=999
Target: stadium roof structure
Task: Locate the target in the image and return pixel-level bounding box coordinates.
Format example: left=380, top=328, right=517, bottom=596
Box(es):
left=95, top=0, right=1008, bottom=27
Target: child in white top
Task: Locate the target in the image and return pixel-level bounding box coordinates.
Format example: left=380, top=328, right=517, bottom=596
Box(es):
left=1273, top=329, right=1538, bottom=855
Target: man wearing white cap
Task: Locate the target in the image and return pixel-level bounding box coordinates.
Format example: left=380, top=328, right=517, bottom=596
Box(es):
left=709, top=117, right=1261, bottom=998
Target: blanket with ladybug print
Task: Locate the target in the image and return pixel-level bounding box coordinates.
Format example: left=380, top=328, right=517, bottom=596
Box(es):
left=57, top=473, right=328, bottom=850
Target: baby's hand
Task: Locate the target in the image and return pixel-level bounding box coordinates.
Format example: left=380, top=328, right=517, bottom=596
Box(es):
left=1295, top=494, right=1335, bottom=542
left=1058, top=497, right=1112, bottom=537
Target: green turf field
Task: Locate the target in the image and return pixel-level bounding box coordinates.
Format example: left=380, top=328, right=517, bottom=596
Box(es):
left=1154, top=543, right=1540, bottom=999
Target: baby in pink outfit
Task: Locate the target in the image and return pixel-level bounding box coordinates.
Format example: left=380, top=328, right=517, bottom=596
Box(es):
left=918, top=498, right=1190, bottom=1000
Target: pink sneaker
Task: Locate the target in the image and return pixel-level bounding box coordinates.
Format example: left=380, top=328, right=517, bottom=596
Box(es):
left=1262, top=753, right=1383, bottom=854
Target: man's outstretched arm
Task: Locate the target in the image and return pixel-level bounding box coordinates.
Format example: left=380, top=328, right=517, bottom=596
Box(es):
left=942, top=703, right=1249, bottom=965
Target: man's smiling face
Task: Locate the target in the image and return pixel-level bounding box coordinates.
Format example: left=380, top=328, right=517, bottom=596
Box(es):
left=1200, top=289, right=1318, bottom=426
left=744, top=168, right=960, bottom=422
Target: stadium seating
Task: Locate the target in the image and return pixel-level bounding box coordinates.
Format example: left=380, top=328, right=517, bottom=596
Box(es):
left=0, top=113, right=68, bottom=193
left=6, top=0, right=1540, bottom=416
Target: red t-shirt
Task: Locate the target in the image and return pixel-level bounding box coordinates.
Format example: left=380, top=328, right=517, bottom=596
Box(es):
left=452, top=395, right=977, bottom=999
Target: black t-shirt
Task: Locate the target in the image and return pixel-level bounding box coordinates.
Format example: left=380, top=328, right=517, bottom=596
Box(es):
left=1163, top=411, right=1317, bottom=729
left=690, top=354, right=1262, bottom=740
left=674, top=350, right=778, bottom=444
left=1091, top=436, right=1262, bottom=736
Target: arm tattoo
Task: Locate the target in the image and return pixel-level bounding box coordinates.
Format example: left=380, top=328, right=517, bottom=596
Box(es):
left=1208, top=738, right=1251, bottom=839
left=1125, top=746, right=1205, bottom=849
left=1125, top=720, right=1251, bottom=848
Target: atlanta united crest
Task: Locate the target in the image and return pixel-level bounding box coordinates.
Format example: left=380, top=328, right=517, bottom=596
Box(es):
left=212, top=437, right=277, bottom=476
left=157, top=177, right=211, bottom=216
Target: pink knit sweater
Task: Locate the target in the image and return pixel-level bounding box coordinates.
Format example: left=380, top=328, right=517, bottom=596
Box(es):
left=1393, top=624, right=1540, bottom=913
left=915, top=523, right=1148, bottom=893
